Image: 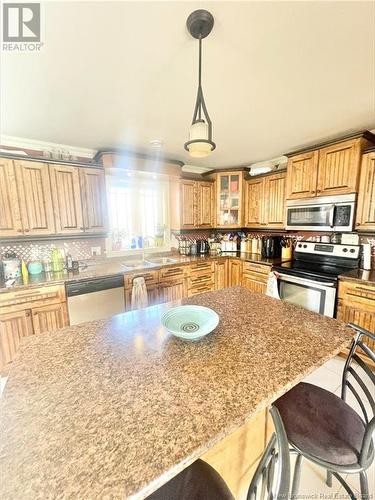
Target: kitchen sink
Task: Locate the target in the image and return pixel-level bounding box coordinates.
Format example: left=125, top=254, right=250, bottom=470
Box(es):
left=146, top=257, right=178, bottom=265
left=121, top=260, right=156, bottom=270
left=121, top=256, right=178, bottom=270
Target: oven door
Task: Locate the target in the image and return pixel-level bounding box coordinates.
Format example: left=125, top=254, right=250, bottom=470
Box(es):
left=278, top=273, right=337, bottom=317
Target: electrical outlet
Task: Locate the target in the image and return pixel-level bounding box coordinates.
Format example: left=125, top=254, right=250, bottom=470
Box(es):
left=91, top=246, right=101, bottom=256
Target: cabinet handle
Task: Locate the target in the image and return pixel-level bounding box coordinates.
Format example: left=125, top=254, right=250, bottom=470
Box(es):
left=24, top=228, right=30, bottom=232
left=25, top=311, right=31, bottom=317
left=17, top=229, right=23, bottom=232
left=80, top=227, right=85, bottom=230
left=354, top=287, right=375, bottom=295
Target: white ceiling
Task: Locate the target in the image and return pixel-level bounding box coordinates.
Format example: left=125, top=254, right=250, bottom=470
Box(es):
left=1, top=1, right=374, bottom=168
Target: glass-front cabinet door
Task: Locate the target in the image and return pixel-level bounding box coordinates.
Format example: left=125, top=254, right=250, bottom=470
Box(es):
left=216, top=171, right=244, bottom=227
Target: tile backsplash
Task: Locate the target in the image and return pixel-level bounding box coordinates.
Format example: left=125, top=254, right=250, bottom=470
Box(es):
left=0, top=238, right=106, bottom=262
left=176, top=229, right=375, bottom=260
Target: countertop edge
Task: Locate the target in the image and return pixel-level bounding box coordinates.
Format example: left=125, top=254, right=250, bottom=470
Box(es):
left=0, top=253, right=284, bottom=293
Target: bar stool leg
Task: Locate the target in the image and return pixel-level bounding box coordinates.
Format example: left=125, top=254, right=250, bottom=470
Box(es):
left=360, top=471, right=369, bottom=500
left=291, top=453, right=303, bottom=498
left=326, top=470, right=333, bottom=487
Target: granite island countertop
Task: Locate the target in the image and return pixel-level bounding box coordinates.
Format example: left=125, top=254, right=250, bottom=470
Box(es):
left=0, top=287, right=354, bottom=500
left=0, top=252, right=287, bottom=293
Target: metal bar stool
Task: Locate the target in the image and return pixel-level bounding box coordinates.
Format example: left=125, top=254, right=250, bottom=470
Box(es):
left=146, top=405, right=291, bottom=500
left=274, top=323, right=375, bottom=499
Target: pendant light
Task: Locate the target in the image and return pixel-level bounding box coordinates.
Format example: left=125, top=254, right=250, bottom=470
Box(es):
left=184, top=10, right=216, bottom=158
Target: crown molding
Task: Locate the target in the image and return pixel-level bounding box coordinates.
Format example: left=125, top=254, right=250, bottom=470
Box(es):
left=0, top=135, right=96, bottom=158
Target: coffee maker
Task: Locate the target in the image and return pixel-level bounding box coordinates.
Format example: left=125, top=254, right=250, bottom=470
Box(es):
left=197, top=240, right=209, bottom=255
left=261, top=236, right=282, bottom=258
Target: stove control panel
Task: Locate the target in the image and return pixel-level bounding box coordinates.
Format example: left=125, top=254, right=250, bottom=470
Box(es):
left=296, top=242, right=360, bottom=259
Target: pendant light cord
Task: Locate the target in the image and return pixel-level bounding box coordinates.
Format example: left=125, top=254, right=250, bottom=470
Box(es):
left=198, top=36, right=202, bottom=120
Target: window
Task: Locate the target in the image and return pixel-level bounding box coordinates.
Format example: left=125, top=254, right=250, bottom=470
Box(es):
left=106, top=172, right=170, bottom=255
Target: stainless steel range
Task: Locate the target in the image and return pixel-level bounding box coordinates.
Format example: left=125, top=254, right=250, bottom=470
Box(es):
left=273, top=242, right=360, bottom=317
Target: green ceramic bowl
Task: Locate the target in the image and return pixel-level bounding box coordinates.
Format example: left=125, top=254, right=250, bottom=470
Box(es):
left=161, top=305, right=219, bottom=341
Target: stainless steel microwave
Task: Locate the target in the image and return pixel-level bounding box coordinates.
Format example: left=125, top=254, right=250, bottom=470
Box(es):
left=286, top=194, right=356, bottom=232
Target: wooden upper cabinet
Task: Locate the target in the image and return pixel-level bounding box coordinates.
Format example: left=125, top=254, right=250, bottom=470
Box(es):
left=244, top=171, right=286, bottom=229
left=245, top=178, right=264, bottom=228
left=197, top=181, right=214, bottom=227
left=316, top=139, right=361, bottom=196
left=286, top=136, right=373, bottom=200
left=356, top=151, right=375, bottom=231
left=79, top=168, right=107, bottom=233
left=264, top=172, right=286, bottom=228
left=180, top=179, right=214, bottom=229
left=216, top=172, right=244, bottom=228
left=50, top=164, right=84, bottom=234
left=15, top=160, right=55, bottom=235
left=0, top=159, right=23, bottom=237
left=180, top=180, right=196, bottom=229
left=286, top=151, right=319, bottom=199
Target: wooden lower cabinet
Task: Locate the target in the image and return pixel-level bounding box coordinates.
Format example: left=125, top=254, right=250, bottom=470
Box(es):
left=242, top=275, right=267, bottom=294
left=0, top=309, right=34, bottom=370
left=188, top=283, right=214, bottom=297
left=201, top=408, right=268, bottom=499
left=31, top=303, right=69, bottom=335
left=159, top=280, right=186, bottom=303
left=228, top=259, right=242, bottom=286
left=0, top=285, right=69, bottom=371
left=215, top=259, right=228, bottom=290
left=187, top=261, right=215, bottom=297
left=241, top=262, right=270, bottom=295
left=337, top=279, right=375, bottom=362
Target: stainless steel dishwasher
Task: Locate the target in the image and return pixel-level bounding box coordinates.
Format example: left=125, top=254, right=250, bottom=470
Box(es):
left=66, top=275, right=125, bottom=325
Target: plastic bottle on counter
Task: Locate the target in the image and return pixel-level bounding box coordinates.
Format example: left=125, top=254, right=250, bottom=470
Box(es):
left=51, top=249, right=64, bottom=273
left=21, top=260, right=29, bottom=282
left=190, top=240, right=197, bottom=256
left=240, top=237, right=247, bottom=253
left=66, top=253, right=73, bottom=271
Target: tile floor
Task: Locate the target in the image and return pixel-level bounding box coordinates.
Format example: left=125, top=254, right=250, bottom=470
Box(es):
left=0, top=356, right=373, bottom=498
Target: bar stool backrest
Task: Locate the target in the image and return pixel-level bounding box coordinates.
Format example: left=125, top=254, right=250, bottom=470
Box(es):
left=247, top=405, right=290, bottom=500
left=342, top=324, right=375, bottom=468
